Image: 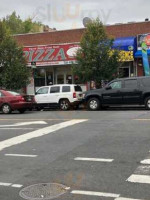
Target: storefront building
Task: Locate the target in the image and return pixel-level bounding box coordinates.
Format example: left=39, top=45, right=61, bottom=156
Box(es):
left=14, top=20, right=150, bottom=94
left=23, top=43, right=80, bottom=94
left=112, top=36, right=137, bottom=78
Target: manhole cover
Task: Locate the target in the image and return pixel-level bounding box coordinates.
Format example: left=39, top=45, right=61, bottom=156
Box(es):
left=19, top=183, right=70, bottom=200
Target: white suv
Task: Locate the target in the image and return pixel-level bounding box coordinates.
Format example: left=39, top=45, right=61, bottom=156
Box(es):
left=35, top=84, right=83, bottom=110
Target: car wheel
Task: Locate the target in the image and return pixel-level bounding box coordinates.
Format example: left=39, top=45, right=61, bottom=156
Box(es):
left=36, top=107, right=42, bottom=111
left=59, top=99, right=70, bottom=111
left=87, top=97, right=100, bottom=111
left=18, top=109, right=26, bottom=114
left=145, top=97, right=150, bottom=110
left=2, top=104, right=12, bottom=114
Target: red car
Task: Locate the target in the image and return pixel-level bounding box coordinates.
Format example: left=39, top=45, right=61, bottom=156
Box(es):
left=0, top=90, right=35, bottom=114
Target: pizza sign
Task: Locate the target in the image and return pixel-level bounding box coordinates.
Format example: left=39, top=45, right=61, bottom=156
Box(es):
left=23, top=43, right=80, bottom=66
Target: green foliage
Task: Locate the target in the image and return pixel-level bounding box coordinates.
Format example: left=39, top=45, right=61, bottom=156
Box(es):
left=72, top=18, right=120, bottom=86
left=0, top=21, right=30, bottom=90
left=2, top=11, right=43, bottom=34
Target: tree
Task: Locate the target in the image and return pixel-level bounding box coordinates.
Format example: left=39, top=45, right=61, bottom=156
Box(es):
left=2, top=11, right=43, bottom=34
left=72, top=18, right=120, bottom=87
left=0, top=21, right=30, bottom=90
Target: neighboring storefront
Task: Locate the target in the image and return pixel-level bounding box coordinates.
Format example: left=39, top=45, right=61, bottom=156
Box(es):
left=112, top=36, right=137, bottom=77
left=134, top=33, right=150, bottom=76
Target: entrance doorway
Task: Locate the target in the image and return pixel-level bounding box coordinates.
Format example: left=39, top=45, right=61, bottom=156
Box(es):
left=119, top=67, right=130, bottom=78
left=57, top=74, right=64, bottom=84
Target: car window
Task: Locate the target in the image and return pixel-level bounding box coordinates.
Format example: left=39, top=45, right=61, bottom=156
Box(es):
left=8, top=91, right=20, bottom=96
left=36, top=87, right=49, bottom=95
left=50, top=86, right=60, bottom=93
left=62, top=86, right=70, bottom=92
left=109, top=81, right=122, bottom=89
left=124, top=79, right=137, bottom=89
left=141, top=78, right=150, bottom=87
left=74, top=85, right=82, bottom=92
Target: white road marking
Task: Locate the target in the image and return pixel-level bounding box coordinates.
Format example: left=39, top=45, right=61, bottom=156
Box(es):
left=0, top=182, right=23, bottom=188
left=0, top=128, right=36, bottom=130
left=134, top=119, right=150, bottom=121
left=140, top=159, right=150, bottom=165
left=0, top=121, right=47, bottom=127
left=0, top=119, right=88, bottom=152
left=0, top=182, right=11, bottom=186
left=74, top=157, right=114, bottom=162
left=11, top=184, right=23, bottom=188
left=71, top=190, right=120, bottom=198
left=127, top=174, right=150, bottom=184
left=115, top=198, right=144, bottom=200
left=5, top=154, right=38, bottom=157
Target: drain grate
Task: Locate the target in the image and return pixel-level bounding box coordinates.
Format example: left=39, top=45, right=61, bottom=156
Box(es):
left=19, top=183, right=70, bottom=200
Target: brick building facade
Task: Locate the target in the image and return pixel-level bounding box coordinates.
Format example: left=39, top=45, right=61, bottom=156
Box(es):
left=14, top=21, right=150, bottom=94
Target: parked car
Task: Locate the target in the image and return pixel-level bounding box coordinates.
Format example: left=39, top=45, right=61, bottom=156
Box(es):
left=34, top=84, right=83, bottom=111
left=0, top=90, right=35, bottom=114
left=83, top=76, right=150, bottom=111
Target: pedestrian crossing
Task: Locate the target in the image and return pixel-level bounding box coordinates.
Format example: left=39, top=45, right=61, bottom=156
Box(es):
left=0, top=118, right=150, bottom=200
left=127, top=153, right=150, bottom=185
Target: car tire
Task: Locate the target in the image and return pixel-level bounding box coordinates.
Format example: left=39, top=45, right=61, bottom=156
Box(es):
left=87, top=97, right=100, bottom=111
left=2, top=104, right=12, bottom=114
left=59, top=99, right=70, bottom=111
left=36, top=107, right=42, bottom=111
left=145, top=96, right=150, bottom=110
left=18, top=109, right=26, bottom=114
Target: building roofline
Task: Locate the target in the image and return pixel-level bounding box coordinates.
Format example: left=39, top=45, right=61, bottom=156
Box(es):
left=13, top=28, right=85, bottom=37
left=13, top=20, right=150, bottom=37
left=106, top=20, right=150, bottom=27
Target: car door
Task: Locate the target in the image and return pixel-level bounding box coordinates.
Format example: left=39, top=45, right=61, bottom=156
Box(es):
left=35, top=87, right=50, bottom=104
left=102, top=80, right=123, bottom=104
left=122, top=79, right=142, bottom=104
left=49, top=86, right=60, bottom=103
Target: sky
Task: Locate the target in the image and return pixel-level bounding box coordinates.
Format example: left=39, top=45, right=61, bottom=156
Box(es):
left=0, top=0, right=150, bottom=30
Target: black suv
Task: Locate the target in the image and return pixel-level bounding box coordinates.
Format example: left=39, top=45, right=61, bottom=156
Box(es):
left=84, top=76, right=150, bottom=110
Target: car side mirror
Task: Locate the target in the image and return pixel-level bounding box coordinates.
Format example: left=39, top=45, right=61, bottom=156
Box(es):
left=105, top=86, right=112, bottom=90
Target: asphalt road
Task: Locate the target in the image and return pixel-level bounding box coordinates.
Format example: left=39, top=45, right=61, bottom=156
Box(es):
left=0, top=108, right=150, bottom=200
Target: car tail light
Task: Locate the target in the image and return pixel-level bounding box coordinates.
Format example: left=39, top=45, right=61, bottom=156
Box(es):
left=73, top=92, right=76, bottom=98
left=18, top=96, right=25, bottom=102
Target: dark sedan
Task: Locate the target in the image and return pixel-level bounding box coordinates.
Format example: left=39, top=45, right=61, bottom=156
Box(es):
left=0, top=90, right=35, bottom=114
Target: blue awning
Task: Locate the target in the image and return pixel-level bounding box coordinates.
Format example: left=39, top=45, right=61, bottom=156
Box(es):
left=135, top=50, right=150, bottom=58
left=112, top=36, right=137, bottom=52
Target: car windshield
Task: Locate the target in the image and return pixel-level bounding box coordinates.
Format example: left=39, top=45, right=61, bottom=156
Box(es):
left=8, top=91, right=20, bottom=96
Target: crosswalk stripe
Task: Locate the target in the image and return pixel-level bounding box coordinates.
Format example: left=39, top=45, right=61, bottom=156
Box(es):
left=115, top=198, right=144, bottom=200
left=5, top=154, right=38, bottom=157
left=74, top=157, right=114, bottom=162
left=0, top=182, right=23, bottom=188
left=0, top=182, right=11, bottom=186
left=127, top=174, right=150, bottom=184
left=11, top=184, right=23, bottom=188
left=71, top=190, right=120, bottom=198
left=0, top=119, right=88, bottom=152
left=140, top=159, right=150, bottom=165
